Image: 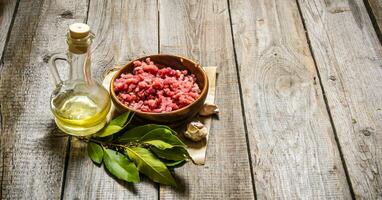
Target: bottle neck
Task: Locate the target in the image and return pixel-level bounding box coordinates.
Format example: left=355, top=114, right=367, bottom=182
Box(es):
left=66, top=34, right=93, bottom=83
left=67, top=51, right=91, bottom=83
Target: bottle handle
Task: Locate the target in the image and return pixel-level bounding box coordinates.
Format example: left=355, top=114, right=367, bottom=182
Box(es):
left=49, top=53, right=68, bottom=85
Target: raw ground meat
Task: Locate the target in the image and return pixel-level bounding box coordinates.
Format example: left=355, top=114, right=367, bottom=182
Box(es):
left=114, top=58, right=201, bottom=113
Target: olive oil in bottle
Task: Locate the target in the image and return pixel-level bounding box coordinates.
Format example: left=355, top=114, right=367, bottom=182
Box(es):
left=49, top=23, right=111, bottom=136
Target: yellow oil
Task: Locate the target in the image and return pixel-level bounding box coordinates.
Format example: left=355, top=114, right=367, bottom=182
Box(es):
left=51, top=83, right=111, bottom=136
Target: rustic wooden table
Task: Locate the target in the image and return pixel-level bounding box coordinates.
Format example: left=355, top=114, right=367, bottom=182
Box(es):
left=0, top=0, right=381, bottom=199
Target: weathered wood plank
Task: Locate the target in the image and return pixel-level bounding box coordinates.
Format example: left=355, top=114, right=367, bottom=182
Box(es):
left=365, top=0, right=382, bottom=41
left=0, top=0, right=18, bottom=58
left=297, top=0, right=382, bottom=198
left=0, top=0, right=88, bottom=199
left=229, top=0, right=352, bottom=198
left=62, top=0, right=159, bottom=199
left=159, top=0, right=255, bottom=199
left=0, top=1, right=18, bottom=196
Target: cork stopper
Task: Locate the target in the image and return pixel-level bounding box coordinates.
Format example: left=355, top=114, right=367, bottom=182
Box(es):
left=67, top=23, right=92, bottom=54
left=69, top=23, right=90, bottom=39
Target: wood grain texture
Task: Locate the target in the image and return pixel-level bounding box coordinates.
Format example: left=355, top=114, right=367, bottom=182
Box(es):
left=229, top=0, right=352, bottom=199
left=88, top=0, right=159, bottom=80
left=62, top=0, right=159, bottom=199
left=366, top=0, right=382, bottom=41
left=0, top=0, right=18, bottom=59
left=0, top=0, right=88, bottom=199
left=159, top=0, right=255, bottom=199
left=297, top=0, right=382, bottom=198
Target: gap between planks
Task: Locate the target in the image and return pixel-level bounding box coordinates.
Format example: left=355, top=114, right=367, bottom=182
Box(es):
left=226, top=0, right=257, bottom=199
left=362, top=0, right=382, bottom=43
left=60, top=136, right=71, bottom=200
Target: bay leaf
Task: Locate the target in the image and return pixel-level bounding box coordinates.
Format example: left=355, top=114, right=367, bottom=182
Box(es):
left=103, top=148, right=140, bottom=183
left=87, top=142, right=104, bottom=164
left=118, top=124, right=174, bottom=143
left=150, top=146, right=189, bottom=161
left=97, top=112, right=133, bottom=137
left=109, top=111, right=132, bottom=127
left=139, top=128, right=185, bottom=148
left=126, top=147, right=176, bottom=186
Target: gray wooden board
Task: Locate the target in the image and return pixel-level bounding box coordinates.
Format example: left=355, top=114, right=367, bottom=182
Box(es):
left=297, top=0, right=382, bottom=198
left=0, top=0, right=18, bottom=59
left=0, top=0, right=18, bottom=197
left=159, top=0, right=255, bottom=199
left=62, top=0, right=159, bottom=199
left=229, top=0, right=352, bottom=199
left=0, top=0, right=88, bottom=199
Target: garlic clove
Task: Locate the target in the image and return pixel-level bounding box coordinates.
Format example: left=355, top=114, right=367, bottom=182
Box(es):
left=199, top=103, right=219, bottom=117
left=184, top=121, right=208, bottom=142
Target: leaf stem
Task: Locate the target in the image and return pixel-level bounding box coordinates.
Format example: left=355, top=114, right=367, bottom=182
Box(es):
left=75, top=136, right=140, bottom=150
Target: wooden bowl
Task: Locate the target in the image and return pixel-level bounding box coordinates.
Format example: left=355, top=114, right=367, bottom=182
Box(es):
left=110, top=54, right=209, bottom=125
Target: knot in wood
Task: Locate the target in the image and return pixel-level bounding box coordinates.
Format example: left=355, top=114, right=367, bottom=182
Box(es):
left=60, top=10, right=73, bottom=19
left=43, top=54, right=51, bottom=63
left=329, top=75, right=336, bottom=81
left=360, top=127, right=374, bottom=136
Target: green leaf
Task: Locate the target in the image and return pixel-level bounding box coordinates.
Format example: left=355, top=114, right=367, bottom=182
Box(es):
left=103, top=148, right=140, bottom=183
left=97, top=112, right=133, bottom=137
left=161, top=159, right=187, bottom=168
left=150, top=146, right=189, bottom=161
left=126, top=147, right=176, bottom=186
left=144, top=140, right=174, bottom=149
left=140, top=128, right=186, bottom=148
left=87, top=142, right=104, bottom=164
left=110, top=112, right=132, bottom=126
left=118, top=124, right=174, bottom=143
left=99, top=125, right=124, bottom=136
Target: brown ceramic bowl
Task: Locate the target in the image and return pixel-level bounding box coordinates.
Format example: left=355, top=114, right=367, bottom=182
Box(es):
left=110, top=54, right=209, bottom=125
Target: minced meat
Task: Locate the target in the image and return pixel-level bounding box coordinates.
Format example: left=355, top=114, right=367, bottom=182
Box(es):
left=114, top=58, right=201, bottom=113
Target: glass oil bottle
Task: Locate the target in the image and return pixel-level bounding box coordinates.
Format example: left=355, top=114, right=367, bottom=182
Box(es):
left=49, top=23, right=111, bottom=136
